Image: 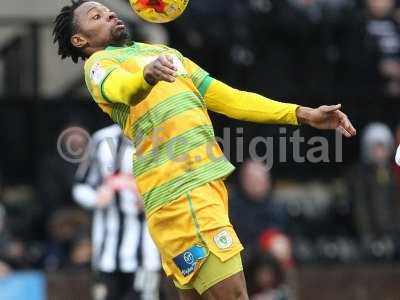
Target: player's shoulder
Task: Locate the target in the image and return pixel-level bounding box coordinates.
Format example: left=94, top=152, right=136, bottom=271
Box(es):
left=84, top=49, right=120, bottom=72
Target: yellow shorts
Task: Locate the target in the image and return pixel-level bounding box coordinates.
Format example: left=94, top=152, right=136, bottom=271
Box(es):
left=173, top=252, right=243, bottom=295
left=146, top=180, right=244, bottom=289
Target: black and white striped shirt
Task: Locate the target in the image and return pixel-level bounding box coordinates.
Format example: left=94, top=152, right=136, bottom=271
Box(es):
left=72, top=125, right=160, bottom=273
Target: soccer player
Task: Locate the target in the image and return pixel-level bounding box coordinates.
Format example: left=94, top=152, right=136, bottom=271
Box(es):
left=53, top=1, right=356, bottom=299
left=72, top=124, right=160, bottom=300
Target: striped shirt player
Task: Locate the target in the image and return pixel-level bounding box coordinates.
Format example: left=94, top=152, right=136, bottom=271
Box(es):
left=72, top=124, right=160, bottom=300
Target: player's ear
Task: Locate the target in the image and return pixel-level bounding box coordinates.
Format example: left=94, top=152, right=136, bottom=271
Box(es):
left=71, top=34, right=88, bottom=49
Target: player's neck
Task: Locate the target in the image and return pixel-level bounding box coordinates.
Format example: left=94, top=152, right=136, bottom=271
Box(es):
left=84, top=45, right=109, bottom=57
left=83, top=48, right=97, bottom=58
left=108, top=39, right=132, bottom=48
left=84, top=40, right=132, bottom=58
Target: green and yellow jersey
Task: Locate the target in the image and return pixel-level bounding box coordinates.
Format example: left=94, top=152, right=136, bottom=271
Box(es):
left=84, top=42, right=299, bottom=216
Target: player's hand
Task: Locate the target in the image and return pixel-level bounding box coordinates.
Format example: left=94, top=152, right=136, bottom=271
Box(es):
left=296, top=104, right=357, bottom=137
left=106, top=173, right=137, bottom=192
left=143, top=55, right=177, bottom=85
left=95, top=184, right=114, bottom=208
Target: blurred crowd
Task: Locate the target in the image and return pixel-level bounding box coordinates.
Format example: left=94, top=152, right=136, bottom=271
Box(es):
left=166, top=0, right=400, bottom=99
left=1, top=0, right=400, bottom=299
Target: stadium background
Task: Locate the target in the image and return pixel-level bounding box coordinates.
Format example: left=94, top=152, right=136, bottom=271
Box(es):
left=0, top=0, right=400, bottom=299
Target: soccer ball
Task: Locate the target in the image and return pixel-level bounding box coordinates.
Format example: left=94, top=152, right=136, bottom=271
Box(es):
left=130, top=0, right=189, bottom=23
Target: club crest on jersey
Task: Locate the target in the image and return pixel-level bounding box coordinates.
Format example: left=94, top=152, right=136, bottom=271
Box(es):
left=90, top=63, right=106, bottom=85
left=173, top=245, right=208, bottom=277
left=214, top=230, right=233, bottom=250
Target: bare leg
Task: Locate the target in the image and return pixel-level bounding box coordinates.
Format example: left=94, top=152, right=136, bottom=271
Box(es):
left=178, top=289, right=203, bottom=300
left=200, top=271, right=249, bottom=300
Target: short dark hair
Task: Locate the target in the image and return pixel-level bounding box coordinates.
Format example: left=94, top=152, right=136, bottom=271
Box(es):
left=53, top=0, right=88, bottom=63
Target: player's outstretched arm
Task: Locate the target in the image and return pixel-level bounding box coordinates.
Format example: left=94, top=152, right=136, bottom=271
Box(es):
left=203, top=79, right=299, bottom=125
left=203, top=79, right=356, bottom=137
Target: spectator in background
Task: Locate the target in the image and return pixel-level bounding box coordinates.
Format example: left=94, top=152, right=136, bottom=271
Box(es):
left=0, top=215, right=33, bottom=273
left=364, top=0, right=400, bottom=97
left=259, top=229, right=294, bottom=271
left=0, top=178, right=40, bottom=271
left=246, top=253, right=293, bottom=300
left=69, top=235, right=92, bottom=270
left=229, top=160, right=288, bottom=255
left=42, top=208, right=90, bottom=271
left=347, top=123, right=400, bottom=255
left=0, top=260, right=10, bottom=277
left=73, top=125, right=161, bottom=300
left=255, top=229, right=296, bottom=300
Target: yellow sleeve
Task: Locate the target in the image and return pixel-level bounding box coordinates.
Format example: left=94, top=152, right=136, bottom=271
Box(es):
left=102, top=68, right=152, bottom=106
left=204, top=79, right=299, bottom=125
left=84, top=53, right=152, bottom=106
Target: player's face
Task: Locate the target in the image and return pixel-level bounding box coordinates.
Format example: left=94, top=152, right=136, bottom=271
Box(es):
left=71, top=2, right=129, bottom=52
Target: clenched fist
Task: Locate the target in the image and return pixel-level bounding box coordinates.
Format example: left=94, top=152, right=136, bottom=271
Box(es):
left=143, top=55, right=177, bottom=85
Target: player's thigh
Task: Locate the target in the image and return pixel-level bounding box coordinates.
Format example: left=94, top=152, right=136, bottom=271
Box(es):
left=201, top=271, right=249, bottom=300
left=178, top=289, right=203, bottom=300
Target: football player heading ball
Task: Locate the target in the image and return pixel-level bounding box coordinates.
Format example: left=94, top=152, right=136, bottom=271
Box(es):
left=53, top=1, right=356, bottom=299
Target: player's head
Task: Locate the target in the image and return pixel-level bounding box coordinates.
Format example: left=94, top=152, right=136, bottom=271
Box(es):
left=53, top=0, right=130, bottom=63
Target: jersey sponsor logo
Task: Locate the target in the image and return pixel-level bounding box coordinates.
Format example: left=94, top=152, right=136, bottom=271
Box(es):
left=183, top=252, right=194, bottom=265
left=90, top=63, right=106, bottom=85
left=214, top=230, right=233, bottom=250
left=173, top=245, right=208, bottom=277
